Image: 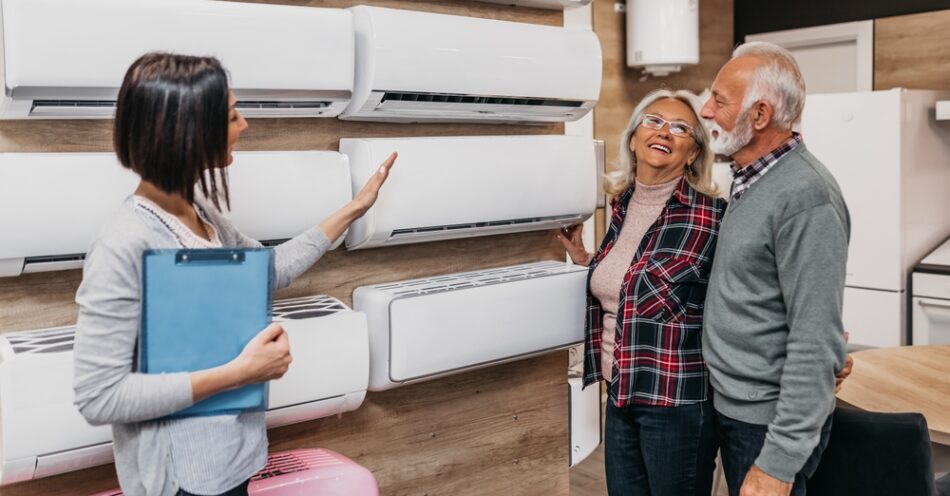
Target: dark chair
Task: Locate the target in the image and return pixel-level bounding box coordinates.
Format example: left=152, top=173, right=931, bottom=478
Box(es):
left=807, top=406, right=941, bottom=496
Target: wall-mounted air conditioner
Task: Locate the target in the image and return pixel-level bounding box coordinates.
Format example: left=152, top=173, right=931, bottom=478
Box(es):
left=353, top=261, right=588, bottom=391
left=341, top=5, right=601, bottom=123
left=266, top=296, right=369, bottom=429
left=473, top=0, right=592, bottom=9
left=0, top=0, right=353, bottom=119
left=0, top=296, right=367, bottom=483
left=0, top=151, right=352, bottom=277
left=341, top=135, right=600, bottom=250
left=0, top=326, right=114, bottom=484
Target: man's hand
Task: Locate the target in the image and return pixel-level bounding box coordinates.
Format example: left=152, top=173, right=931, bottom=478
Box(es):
left=739, top=465, right=792, bottom=496
left=835, top=331, right=854, bottom=393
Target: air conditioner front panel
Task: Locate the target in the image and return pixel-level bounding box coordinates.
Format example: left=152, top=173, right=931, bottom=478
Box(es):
left=1, top=0, right=353, bottom=117
left=388, top=266, right=586, bottom=381
left=342, top=136, right=598, bottom=250
left=0, top=151, right=353, bottom=276
left=0, top=153, right=138, bottom=273
left=223, top=151, right=352, bottom=248
left=344, top=5, right=601, bottom=121
left=268, top=309, right=369, bottom=411
left=354, top=261, right=587, bottom=390
left=0, top=331, right=112, bottom=469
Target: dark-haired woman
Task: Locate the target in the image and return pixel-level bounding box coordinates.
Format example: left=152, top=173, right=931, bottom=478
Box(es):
left=72, top=53, right=396, bottom=496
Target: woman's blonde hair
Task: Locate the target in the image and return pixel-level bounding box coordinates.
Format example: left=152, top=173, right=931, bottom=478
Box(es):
left=604, top=89, right=719, bottom=198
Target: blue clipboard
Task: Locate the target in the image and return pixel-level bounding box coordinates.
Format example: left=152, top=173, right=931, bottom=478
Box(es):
left=140, top=248, right=274, bottom=418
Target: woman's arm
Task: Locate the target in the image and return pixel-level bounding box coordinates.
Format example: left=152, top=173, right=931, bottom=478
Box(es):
left=220, top=152, right=398, bottom=288
left=73, top=236, right=293, bottom=425
left=73, top=241, right=194, bottom=425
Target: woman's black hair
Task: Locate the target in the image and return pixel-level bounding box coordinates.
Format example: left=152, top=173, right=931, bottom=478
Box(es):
left=114, top=52, right=231, bottom=210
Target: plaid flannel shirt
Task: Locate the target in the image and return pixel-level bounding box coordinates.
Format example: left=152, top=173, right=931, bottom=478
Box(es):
left=583, top=176, right=726, bottom=407
left=731, top=133, right=802, bottom=201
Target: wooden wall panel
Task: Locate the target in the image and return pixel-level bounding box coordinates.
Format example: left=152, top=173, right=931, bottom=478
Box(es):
left=874, top=9, right=950, bottom=91
left=0, top=1, right=573, bottom=495
left=590, top=0, right=734, bottom=242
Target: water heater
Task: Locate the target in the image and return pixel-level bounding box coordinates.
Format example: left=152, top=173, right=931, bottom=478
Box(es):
left=626, top=0, right=699, bottom=76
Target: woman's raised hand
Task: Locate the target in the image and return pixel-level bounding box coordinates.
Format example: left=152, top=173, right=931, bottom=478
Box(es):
left=556, top=224, right=592, bottom=266
left=351, top=151, right=398, bottom=216
left=319, top=151, right=397, bottom=243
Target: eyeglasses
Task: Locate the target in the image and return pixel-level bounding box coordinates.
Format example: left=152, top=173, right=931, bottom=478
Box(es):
left=639, top=113, right=695, bottom=138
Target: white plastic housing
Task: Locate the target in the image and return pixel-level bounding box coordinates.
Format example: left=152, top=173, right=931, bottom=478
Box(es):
left=0, top=0, right=353, bottom=119
left=626, top=0, right=699, bottom=76
left=0, top=151, right=352, bottom=277
left=341, top=5, right=602, bottom=123
left=0, top=327, right=113, bottom=485
left=341, top=135, right=599, bottom=250
left=266, top=296, right=369, bottom=429
left=353, top=261, right=588, bottom=391
left=0, top=297, right=368, bottom=483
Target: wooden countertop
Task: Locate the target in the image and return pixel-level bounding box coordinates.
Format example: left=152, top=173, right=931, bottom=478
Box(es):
left=836, top=345, right=950, bottom=445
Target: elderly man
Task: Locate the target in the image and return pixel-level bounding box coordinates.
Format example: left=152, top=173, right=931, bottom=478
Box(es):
left=699, top=42, right=850, bottom=496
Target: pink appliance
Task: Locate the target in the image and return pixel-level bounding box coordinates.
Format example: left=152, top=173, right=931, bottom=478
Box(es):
left=249, top=448, right=378, bottom=495
left=90, top=448, right=378, bottom=496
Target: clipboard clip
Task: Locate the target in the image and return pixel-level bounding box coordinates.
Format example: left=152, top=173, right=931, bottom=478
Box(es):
left=175, top=249, right=246, bottom=265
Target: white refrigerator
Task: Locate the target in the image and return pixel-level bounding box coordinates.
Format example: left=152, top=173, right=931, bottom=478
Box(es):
left=800, top=89, right=950, bottom=347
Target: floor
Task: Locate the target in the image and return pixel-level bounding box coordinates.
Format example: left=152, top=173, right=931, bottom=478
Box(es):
left=569, top=442, right=730, bottom=496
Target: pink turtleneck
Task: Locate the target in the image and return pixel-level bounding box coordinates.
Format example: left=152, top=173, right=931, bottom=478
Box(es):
left=590, top=176, right=679, bottom=381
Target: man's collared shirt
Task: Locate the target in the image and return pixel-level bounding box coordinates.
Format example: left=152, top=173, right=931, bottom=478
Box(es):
left=730, top=133, right=803, bottom=201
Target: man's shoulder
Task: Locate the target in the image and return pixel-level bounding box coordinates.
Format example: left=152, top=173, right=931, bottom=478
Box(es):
left=766, top=145, right=845, bottom=219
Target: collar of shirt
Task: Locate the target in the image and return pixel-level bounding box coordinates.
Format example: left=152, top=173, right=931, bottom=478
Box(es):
left=729, top=133, right=802, bottom=201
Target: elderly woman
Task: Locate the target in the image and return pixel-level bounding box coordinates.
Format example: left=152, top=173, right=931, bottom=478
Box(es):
left=558, top=89, right=724, bottom=496
left=73, top=53, right=395, bottom=496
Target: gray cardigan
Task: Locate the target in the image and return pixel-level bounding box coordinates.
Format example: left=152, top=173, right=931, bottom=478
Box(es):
left=702, top=144, right=850, bottom=482
left=73, top=195, right=330, bottom=495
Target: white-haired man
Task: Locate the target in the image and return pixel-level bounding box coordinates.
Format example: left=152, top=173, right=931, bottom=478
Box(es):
left=699, top=42, right=850, bottom=496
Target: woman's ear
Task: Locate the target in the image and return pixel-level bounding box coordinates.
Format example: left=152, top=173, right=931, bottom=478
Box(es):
left=688, top=144, right=700, bottom=167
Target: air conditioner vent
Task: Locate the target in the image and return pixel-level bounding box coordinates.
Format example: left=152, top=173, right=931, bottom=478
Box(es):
left=24, top=254, right=86, bottom=265
left=372, top=260, right=574, bottom=297
left=272, top=295, right=348, bottom=320
left=380, top=91, right=584, bottom=108
left=6, top=326, right=76, bottom=354
left=390, top=214, right=583, bottom=238
left=235, top=101, right=332, bottom=110
left=32, top=100, right=116, bottom=109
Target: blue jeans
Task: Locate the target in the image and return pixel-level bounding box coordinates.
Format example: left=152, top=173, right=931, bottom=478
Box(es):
left=716, top=412, right=833, bottom=496
left=177, top=480, right=249, bottom=496
left=604, top=400, right=718, bottom=496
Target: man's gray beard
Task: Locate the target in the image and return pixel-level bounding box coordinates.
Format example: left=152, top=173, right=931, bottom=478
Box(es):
left=710, top=109, right=754, bottom=158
